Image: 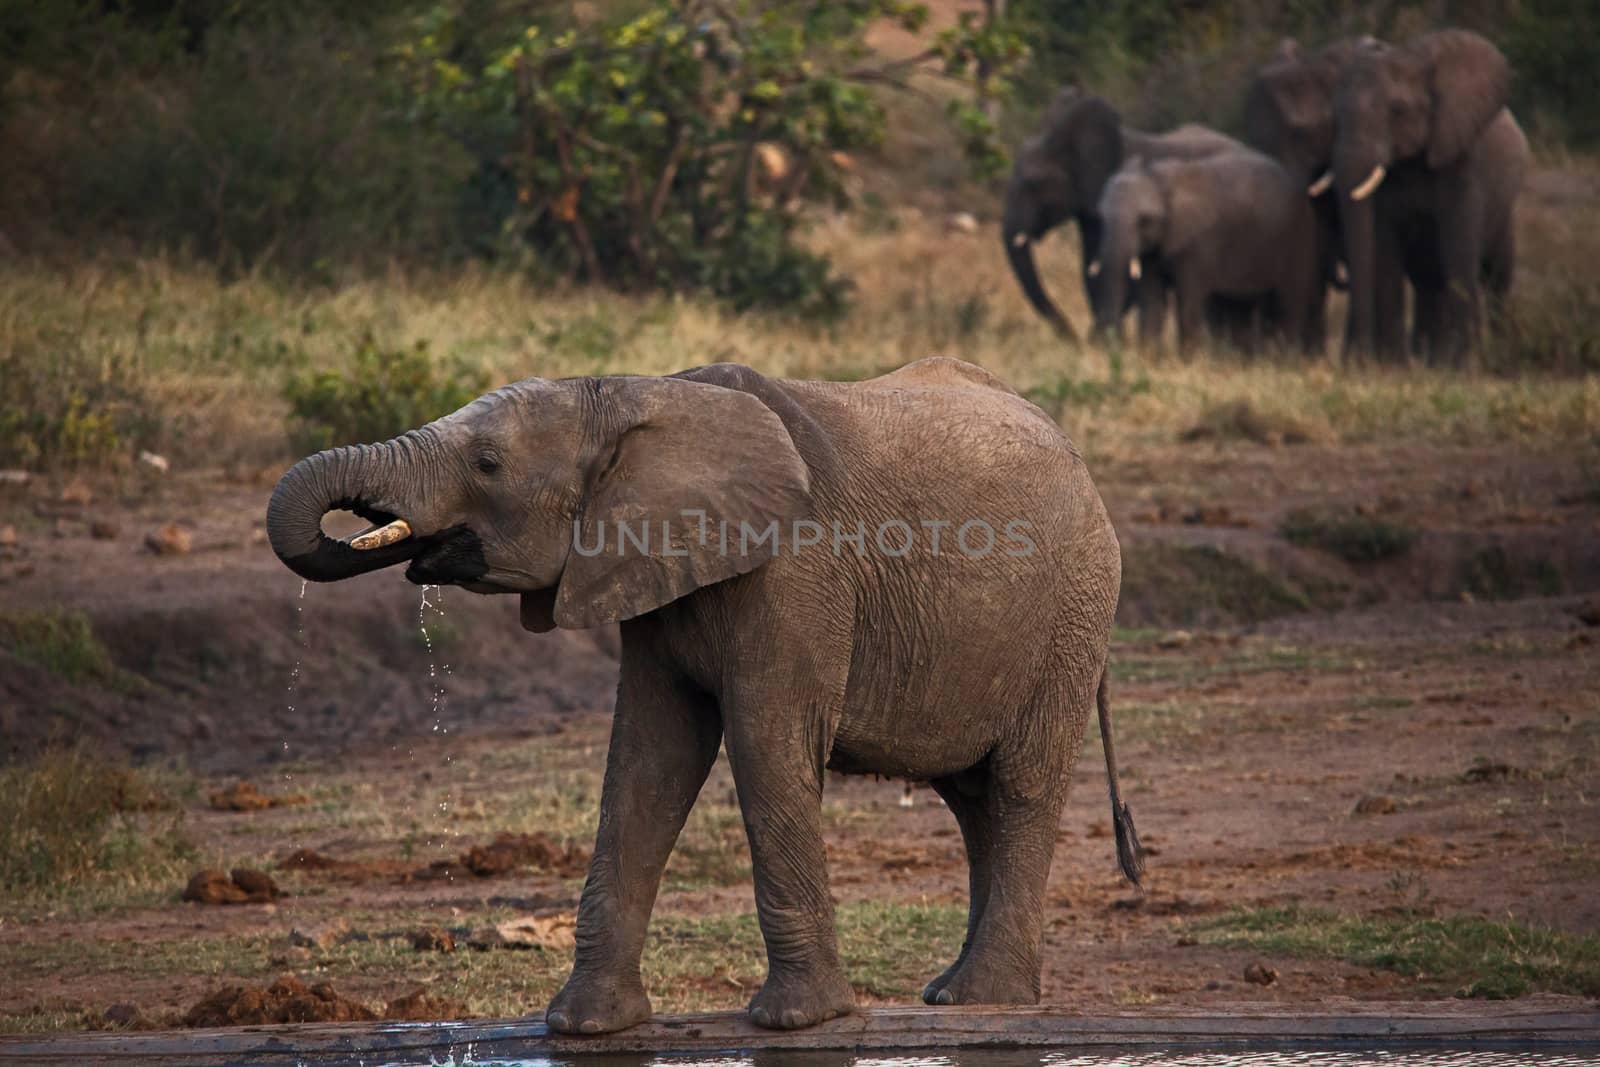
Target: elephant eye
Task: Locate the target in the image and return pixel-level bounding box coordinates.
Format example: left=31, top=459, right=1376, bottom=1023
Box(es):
left=475, top=453, right=501, bottom=475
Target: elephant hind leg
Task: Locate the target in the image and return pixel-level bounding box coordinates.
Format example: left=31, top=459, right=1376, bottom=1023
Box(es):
left=922, top=767, right=996, bottom=1005
left=924, top=676, right=1087, bottom=1007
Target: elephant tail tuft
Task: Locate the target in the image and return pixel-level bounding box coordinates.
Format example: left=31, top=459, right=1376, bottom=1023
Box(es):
left=1098, top=669, right=1145, bottom=886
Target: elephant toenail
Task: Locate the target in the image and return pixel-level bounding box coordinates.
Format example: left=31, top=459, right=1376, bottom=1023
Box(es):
left=579, top=1019, right=603, bottom=1034
left=935, top=988, right=955, bottom=1005
left=783, top=1009, right=803, bottom=1028
left=546, top=1011, right=568, bottom=1031
left=751, top=1007, right=771, bottom=1027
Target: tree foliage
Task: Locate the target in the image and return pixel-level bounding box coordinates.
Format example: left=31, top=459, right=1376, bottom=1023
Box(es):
left=399, top=0, right=1020, bottom=317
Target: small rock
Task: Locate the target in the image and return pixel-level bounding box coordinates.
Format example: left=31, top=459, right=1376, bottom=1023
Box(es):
left=1157, top=630, right=1193, bottom=650
left=1243, top=962, right=1279, bottom=986
left=60, top=480, right=93, bottom=506
left=89, top=519, right=120, bottom=540
left=0, top=470, right=31, bottom=492
left=1175, top=936, right=1199, bottom=947
left=945, top=211, right=979, bottom=235
left=0, top=524, right=16, bottom=548
left=289, top=921, right=348, bottom=950
left=144, top=522, right=192, bottom=556
left=1353, top=794, right=1397, bottom=816
left=410, top=928, right=455, bottom=953
left=138, top=451, right=170, bottom=474
left=101, top=1002, right=142, bottom=1028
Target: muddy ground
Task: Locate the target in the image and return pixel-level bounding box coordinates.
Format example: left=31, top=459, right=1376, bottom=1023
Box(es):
left=1, top=435, right=1597, bottom=1029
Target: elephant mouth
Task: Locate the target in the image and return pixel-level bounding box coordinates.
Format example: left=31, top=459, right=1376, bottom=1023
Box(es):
left=404, top=525, right=489, bottom=586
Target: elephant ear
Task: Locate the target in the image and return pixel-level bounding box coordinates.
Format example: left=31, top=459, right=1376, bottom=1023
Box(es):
left=1419, top=29, right=1509, bottom=168
left=552, top=376, right=811, bottom=630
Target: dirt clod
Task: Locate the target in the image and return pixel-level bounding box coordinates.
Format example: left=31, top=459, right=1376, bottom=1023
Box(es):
left=183, top=976, right=376, bottom=1026
left=144, top=522, right=192, bottom=556
left=289, top=921, right=348, bottom=950
left=382, top=988, right=468, bottom=1022
left=1353, top=794, right=1397, bottom=816
left=424, top=832, right=589, bottom=880
left=89, top=520, right=120, bottom=540
left=182, top=867, right=281, bottom=905
left=1243, top=962, right=1279, bottom=986
left=410, top=927, right=456, bottom=953
left=209, top=780, right=308, bottom=811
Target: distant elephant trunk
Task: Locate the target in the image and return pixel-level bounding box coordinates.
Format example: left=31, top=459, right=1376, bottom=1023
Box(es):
left=267, top=438, right=424, bottom=582
left=1002, top=176, right=1079, bottom=343
left=1334, top=155, right=1382, bottom=358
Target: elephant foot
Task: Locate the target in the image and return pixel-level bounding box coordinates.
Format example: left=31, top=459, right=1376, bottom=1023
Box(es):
left=747, top=968, right=855, bottom=1030
left=545, top=972, right=651, bottom=1035
left=922, top=954, right=1039, bottom=1006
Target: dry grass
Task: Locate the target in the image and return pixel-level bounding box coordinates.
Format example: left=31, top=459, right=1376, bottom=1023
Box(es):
left=2, top=164, right=1597, bottom=475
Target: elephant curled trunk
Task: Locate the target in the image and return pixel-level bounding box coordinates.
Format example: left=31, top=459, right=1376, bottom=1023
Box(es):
left=267, top=440, right=423, bottom=582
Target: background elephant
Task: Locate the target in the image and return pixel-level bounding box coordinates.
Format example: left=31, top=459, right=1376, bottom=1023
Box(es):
left=1092, top=150, right=1324, bottom=354
left=1328, top=30, right=1528, bottom=361
left=1002, top=89, right=1243, bottom=344
left=1242, top=36, right=1378, bottom=337
left=266, top=358, right=1141, bottom=1033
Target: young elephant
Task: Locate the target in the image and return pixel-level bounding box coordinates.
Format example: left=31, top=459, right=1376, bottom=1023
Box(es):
left=1092, top=149, right=1325, bottom=354
left=267, top=358, right=1140, bottom=1033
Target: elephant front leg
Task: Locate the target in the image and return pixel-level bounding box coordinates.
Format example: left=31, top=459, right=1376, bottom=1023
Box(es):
left=725, top=706, right=855, bottom=1030
left=546, top=656, right=721, bottom=1035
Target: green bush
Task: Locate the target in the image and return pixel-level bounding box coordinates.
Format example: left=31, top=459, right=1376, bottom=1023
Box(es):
left=283, top=337, right=489, bottom=452
left=1280, top=507, right=1418, bottom=563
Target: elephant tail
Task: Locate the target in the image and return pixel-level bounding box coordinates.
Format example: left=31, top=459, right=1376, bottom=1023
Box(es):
left=1097, top=669, right=1144, bottom=886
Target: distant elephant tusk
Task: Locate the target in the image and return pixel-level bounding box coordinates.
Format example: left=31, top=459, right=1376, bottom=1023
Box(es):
left=1349, top=165, right=1386, bottom=201
left=1129, top=257, right=1142, bottom=281
left=1335, top=260, right=1349, bottom=285
left=347, top=518, right=411, bottom=551
left=1307, top=171, right=1334, bottom=196
left=1087, top=259, right=1102, bottom=278
left=1012, top=232, right=1030, bottom=248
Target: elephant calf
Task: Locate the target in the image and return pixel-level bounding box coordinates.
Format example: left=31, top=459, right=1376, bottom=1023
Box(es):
left=267, top=358, right=1140, bottom=1033
left=1093, top=149, right=1325, bottom=354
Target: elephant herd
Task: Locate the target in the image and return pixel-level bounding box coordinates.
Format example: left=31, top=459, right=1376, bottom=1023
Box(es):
left=1002, top=28, right=1529, bottom=363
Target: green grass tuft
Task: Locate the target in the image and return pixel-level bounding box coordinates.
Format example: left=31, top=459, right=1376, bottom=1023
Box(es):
left=1196, top=906, right=1600, bottom=999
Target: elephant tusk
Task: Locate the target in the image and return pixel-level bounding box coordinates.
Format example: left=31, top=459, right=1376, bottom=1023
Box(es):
left=1335, top=260, right=1349, bottom=285
left=1011, top=232, right=1030, bottom=248
left=347, top=518, right=411, bottom=551
left=1129, top=257, right=1142, bottom=281
left=1349, top=165, right=1386, bottom=201
left=1087, top=259, right=1102, bottom=278
left=1307, top=171, right=1334, bottom=196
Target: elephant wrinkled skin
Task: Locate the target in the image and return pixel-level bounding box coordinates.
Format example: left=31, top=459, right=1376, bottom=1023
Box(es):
left=267, top=358, right=1141, bottom=1034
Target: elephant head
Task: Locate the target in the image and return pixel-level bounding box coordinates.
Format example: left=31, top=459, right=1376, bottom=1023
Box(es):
left=1002, top=91, right=1125, bottom=341
left=266, top=373, right=811, bottom=631
left=1089, top=161, right=1180, bottom=335
left=1243, top=37, right=1377, bottom=189
left=1329, top=30, right=1511, bottom=354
